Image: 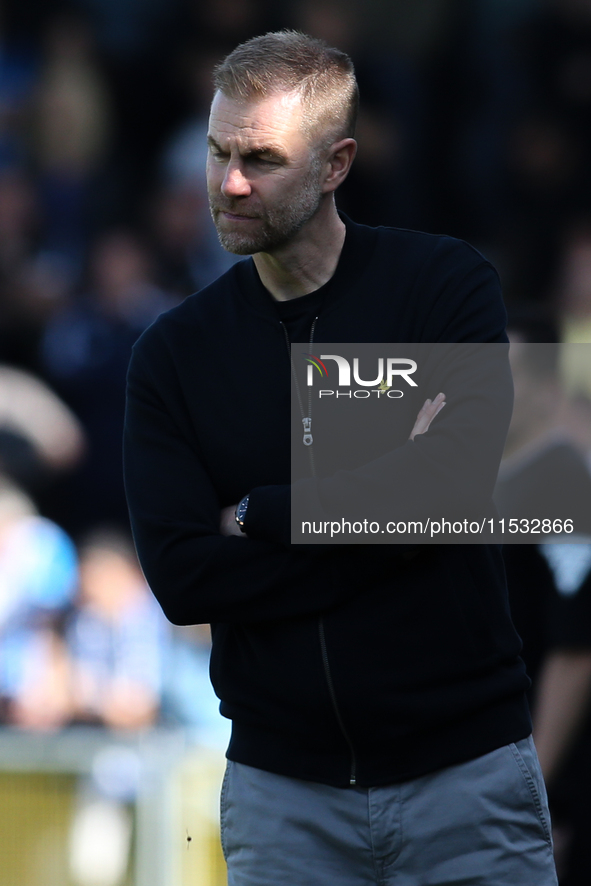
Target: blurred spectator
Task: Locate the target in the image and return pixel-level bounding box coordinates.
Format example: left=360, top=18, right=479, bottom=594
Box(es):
left=293, top=0, right=428, bottom=229
left=62, top=531, right=160, bottom=886
left=158, top=46, right=240, bottom=291
left=65, top=526, right=227, bottom=736
left=159, top=48, right=218, bottom=188
left=30, top=14, right=113, bottom=268
left=0, top=13, right=39, bottom=170
left=0, top=249, right=75, bottom=372
left=2, top=515, right=227, bottom=742
left=0, top=167, right=39, bottom=278
left=66, top=528, right=168, bottom=730
left=503, top=112, right=584, bottom=305
left=339, top=0, right=455, bottom=61
left=0, top=168, right=49, bottom=368
left=69, top=0, right=187, bottom=222
left=558, top=220, right=591, bottom=333
left=495, top=314, right=591, bottom=886
left=181, top=0, right=272, bottom=51
left=0, top=167, right=77, bottom=370
left=40, top=229, right=178, bottom=535
left=149, top=181, right=237, bottom=296
left=499, top=0, right=591, bottom=304
left=1, top=517, right=226, bottom=884
left=0, top=362, right=85, bottom=500
left=553, top=221, right=591, bottom=408
left=0, top=478, right=78, bottom=729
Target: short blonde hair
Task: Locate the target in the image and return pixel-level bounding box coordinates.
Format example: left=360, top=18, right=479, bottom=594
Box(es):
left=213, top=30, right=358, bottom=148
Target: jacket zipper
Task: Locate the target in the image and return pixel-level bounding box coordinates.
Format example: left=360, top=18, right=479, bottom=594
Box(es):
left=281, top=318, right=358, bottom=786
left=280, top=318, right=317, bottom=478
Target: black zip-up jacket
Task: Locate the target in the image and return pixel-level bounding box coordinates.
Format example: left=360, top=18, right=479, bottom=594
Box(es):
left=124, top=216, right=531, bottom=787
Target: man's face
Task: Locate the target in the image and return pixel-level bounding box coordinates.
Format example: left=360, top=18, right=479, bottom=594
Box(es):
left=206, top=90, right=325, bottom=254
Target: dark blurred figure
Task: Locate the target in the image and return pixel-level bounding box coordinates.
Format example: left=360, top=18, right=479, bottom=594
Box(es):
left=501, top=0, right=591, bottom=305
left=149, top=179, right=239, bottom=296
left=0, top=168, right=49, bottom=369
left=67, top=0, right=184, bottom=211
left=0, top=168, right=40, bottom=282
left=503, top=111, right=583, bottom=306
left=292, top=0, right=428, bottom=229
left=0, top=362, right=84, bottom=501
left=495, top=311, right=591, bottom=886
left=40, top=229, right=178, bottom=537
left=157, top=45, right=241, bottom=293
left=549, top=219, right=591, bottom=454
left=556, top=218, right=591, bottom=347
left=30, top=13, right=113, bottom=269
left=0, top=5, right=40, bottom=170
left=180, top=0, right=272, bottom=51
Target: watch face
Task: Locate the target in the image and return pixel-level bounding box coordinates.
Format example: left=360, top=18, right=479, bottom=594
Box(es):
left=236, top=495, right=249, bottom=528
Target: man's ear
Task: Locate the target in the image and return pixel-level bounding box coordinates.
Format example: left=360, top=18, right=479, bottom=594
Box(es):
left=322, top=138, right=357, bottom=193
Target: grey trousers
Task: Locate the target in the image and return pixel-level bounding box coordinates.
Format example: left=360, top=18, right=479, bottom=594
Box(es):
left=220, top=736, right=558, bottom=885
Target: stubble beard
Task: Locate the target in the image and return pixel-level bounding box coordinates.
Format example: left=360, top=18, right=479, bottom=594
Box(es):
left=209, top=158, right=324, bottom=255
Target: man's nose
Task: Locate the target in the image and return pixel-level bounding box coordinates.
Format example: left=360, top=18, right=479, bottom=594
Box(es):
left=221, top=161, right=252, bottom=198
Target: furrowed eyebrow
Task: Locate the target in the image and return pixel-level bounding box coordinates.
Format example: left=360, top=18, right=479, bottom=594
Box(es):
left=247, top=144, right=288, bottom=161
left=207, top=135, right=224, bottom=152
left=207, top=135, right=287, bottom=162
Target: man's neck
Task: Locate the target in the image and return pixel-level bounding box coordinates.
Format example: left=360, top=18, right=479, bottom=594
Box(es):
left=253, top=204, right=346, bottom=301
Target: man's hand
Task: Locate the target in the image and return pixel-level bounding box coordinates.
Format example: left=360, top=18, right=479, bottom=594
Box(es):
left=410, top=393, right=446, bottom=441
left=220, top=504, right=246, bottom=537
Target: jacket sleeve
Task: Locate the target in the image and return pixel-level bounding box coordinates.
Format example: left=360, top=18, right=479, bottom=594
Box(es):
left=123, top=337, right=416, bottom=626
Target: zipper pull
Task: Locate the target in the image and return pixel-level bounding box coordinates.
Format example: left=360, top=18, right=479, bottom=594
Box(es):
left=302, top=417, right=313, bottom=446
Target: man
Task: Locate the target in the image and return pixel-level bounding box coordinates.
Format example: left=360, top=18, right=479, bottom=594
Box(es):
left=495, top=314, right=591, bottom=884
left=124, top=31, right=557, bottom=885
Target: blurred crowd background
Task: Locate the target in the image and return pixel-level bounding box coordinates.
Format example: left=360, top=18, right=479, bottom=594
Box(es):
left=0, top=0, right=589, bottom=536
left=1, top=0, right=591, bottom=883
